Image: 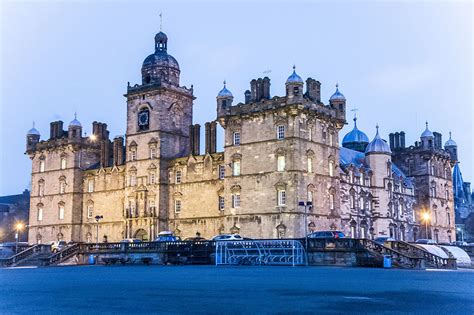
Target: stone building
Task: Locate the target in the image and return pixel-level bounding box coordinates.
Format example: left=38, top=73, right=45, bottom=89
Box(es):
left=25, top=30, right=457, bottom=243
left=0, top=190, right=30, bottom=242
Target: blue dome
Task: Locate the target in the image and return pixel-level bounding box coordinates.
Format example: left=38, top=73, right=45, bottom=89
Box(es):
left=330, top=84, right=345, bottom=101
left=342, top=117, right=369, bottom=144
left=365, top=126, right=391, bottom=155
left=420, top=122, right=434, bottom=138
left=445, top=132, right=457, bottom=147
left=286, top=66, right=303, bottom=84
left=217, top=81, right=233, bottom=98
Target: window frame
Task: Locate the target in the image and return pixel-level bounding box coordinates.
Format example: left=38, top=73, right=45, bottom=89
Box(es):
left=174, top=199, right=182, bottom=213
left=277, top=125, right=285, bottom=140
left=277, top=190, right=286, bottom=206
left=232, top=160, right=241, bottom=176
left=233, top=132, right=241, bottom=146
left=277, top=155, right=286, bottom=172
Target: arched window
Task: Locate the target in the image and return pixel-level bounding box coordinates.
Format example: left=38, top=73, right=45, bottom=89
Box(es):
left=359, top=196, right=365, bottom=210
left=350, top=190, right=356, bottom=209
left=38, top=179, right=45, bottom=197
left=87, top=201, right=94, bottom=218
left=60, top=156, right=67, bottom=170
left=329, top=160, right=334, bottom=177
left=37, top=204, right=43, bottom=221
left=88, top=179, right=94, bottom=192
left=307, top=157, right=313, bottom=173
left=59, top=177, right=66, bottom=194
left=329, top=189, right=335, bottom=210
left=276, top=224, right=287, bottom=239
left=58, top=203, right=65, bottom=220
left=277, top=155, right=285, bottom=172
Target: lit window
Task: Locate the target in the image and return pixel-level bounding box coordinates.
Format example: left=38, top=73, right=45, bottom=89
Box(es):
left=278, top=190, right=286, bottom=206
left=232, top=194, right=241, bottom=208
left=59, top=205, right=65, bottom=220
left=37, top=207, right=43, bottom=221
left=233, top=132, right=241, bottom=145
left=277, top=156, right=286, bottom=172
left=60, top=158, right=66, bottom=170
left=219, top=196, right=225, bottom=211
left=87, top=205, right=93, bottom=218
left=233, top=161, right=241, bottom=176
left=39, top=160, right=45, bottom=173
left=219, top=165, right=225, bottom=180
left=150, top=148, right=157, bottom=159
left=307, top=157, right=313, bottom=173
left=88, top=180, right=94, bottom=193
left=176, top=170, right=182, bottom=183
left=175, top=200, right=182, bottom=213
left=149, top=173, right=155, bottom=184
left=277, top=125, right=285, bottom=140
left=329, top=160, right=334, bottom=177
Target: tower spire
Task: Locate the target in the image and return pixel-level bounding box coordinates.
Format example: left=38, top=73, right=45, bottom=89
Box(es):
left=159, top=12, right=163, bottom=31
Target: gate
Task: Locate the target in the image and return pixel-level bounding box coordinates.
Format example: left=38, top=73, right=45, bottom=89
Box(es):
left=215, top=240, right=306, bottom=266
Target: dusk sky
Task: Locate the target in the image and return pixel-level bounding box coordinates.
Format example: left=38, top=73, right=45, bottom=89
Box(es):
left=1, top=0, right=472, bottom=196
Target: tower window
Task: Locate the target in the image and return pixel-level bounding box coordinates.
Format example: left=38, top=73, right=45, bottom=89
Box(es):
left=277, top=125, right=285, bottom=140
left=39, top=160, right=45, bottom=173
left=219, top=165, right=225, bottom=180
left=150, top=147, right=157, bottom=159
left=233, top=132, right=241, bottom=145
left=278, top=190, right=286, bottom=206
left=293, top=86, right=299, bottom=95
left=130, top=149, right=137, bottom=161
left=232, top=161, right=241, bottom=176
left=219, top=196, right=225, bottom=211
left=37, top=207, right=43, bottom=221
left=87, top=205, right=93, bottom=218
left=59, top=205, right=65, bottom=220
left=232, top=194, right=241, bottom=208
left=175, top=200, right=182, bottom=213
left=307, top=157, right=313, bottom=173
left=277, top=156, right=286, bottom=172
left=176, top=170, right=182, bottom=183
left=222, top=99, right=227, bottom=109
left=88, top=180, right=94, bottom=193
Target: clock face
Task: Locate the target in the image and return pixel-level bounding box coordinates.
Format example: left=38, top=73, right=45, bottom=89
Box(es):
left=138, top=111, right=149, bottom=126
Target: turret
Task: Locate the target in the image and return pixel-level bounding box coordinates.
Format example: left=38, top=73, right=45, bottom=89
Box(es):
left=420, top=122, right=434, bottom=149
left=285, top=66, right=304, bottom=104
left=26, top=122, right=40, bottom=152
left=444, top=132, right=458, bottom=162
left=365, top=125, right=392, bottom=187
left=329, top=84, right=346, bottom=121
left=216, top=81, right=233, bottom=118
left=68, top=113, right=82, bottom=143
left=305, top=77, right=321, bottom=103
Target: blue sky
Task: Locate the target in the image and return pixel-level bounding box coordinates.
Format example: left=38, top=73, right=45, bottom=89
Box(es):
left=0, top=0, right=472, bottom=195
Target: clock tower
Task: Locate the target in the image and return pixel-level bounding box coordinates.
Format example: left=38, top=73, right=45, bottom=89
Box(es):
left=123, top=30, right=195, bottom=240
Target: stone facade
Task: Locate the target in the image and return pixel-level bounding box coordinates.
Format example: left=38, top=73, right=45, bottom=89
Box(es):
left=25, top=30, right=457, bottom=244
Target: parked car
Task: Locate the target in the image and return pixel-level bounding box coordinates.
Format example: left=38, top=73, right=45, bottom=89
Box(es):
left=451, top=241, right=468, bottom=246
left=415, top=239, right=437, bottom=244
left=120, top=238, right=142, bottom=243
left=184, top=237, right=207, bottom=242
left=50, top=240, right=67, bottom=253
left=153, top=231, right=181, bottom=242
left=307, top=231, right=345, bottom=239
left=374, top=237, right=396, bottom=245
left=212, top=234, right=244, bottom=241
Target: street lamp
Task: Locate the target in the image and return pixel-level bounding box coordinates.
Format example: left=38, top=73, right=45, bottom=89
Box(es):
left=298, top=201, right=312, bottom=249
left=95, top=215, right=103, bottom=243
left=15, top=222, right=24, bottom=254
left=421, top=211, right=430, bottom=239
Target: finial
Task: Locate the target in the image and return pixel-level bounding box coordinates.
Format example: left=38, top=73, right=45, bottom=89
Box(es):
left=32, top=121, right=35, bottom=128
left=74, top=112, right=77, bottom=120
left=425, top=121, right=428, bottom=129
left=376, top=124, right=380, bottom=135
left=293, top=65, right=296, bottom=71
left=223, top=80, right=226, bottom=87
left=449, top=131, right=452, bottom=139
left=159, top=12, right=163, bottom=31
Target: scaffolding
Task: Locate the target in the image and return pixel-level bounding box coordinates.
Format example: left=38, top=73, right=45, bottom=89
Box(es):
left=215, top=240, right=306, bottom=266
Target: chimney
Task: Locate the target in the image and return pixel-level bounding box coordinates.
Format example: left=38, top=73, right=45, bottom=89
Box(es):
left=193, top=124, right=201, bottom=155
left=389, top=133, right=395, bottom=151
left=244, top=90, right=251, bottom=104
left=50, top=122, right=56, bottom=139
left=433, top=132, right=442, bottom=149
left=100, top=140, right=109, bottom=167
left=306, top=78, right=321, bottom=102
left=113, top=136, right=124, bottom=166
left=394, top=132, right=400, bottom=149
left=57, top=121, right=64, bottom=138
left=400, top=131, right=405, bottom=148
left=189, top=125, right=195, bottom=155
left=250, top=79, right=257, bottom=101
left=210, top=121, right=217, bottom=154
left=263, top=77, right=271, bottom=100
left=205, top=122, right=211, bottom=154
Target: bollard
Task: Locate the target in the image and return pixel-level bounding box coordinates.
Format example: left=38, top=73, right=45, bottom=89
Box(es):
left=383, top=255, right=392, bottom=268
left=88, top=254, right=96, bottom=265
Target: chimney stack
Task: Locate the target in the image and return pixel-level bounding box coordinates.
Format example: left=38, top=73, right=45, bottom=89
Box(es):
left=113, top=136, right=124, bottom=166
left=205, top=122, right=211, bottom=154
left=210, top=121, right=217, bottom=153
left=193, top=124, right=200, bottom=155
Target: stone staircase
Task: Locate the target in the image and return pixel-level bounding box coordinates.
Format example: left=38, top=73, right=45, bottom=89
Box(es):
left=385, top=241, right=457, bottom=269
left=0, top=244, right=51, bottom=267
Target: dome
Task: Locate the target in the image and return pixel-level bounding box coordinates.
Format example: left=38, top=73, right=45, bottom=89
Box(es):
left=420, top=122, right=434, bottom=138
left=217, top=81, right=233, bottom=98
left=27, top=127, right=40, bottom=136
left=330, top=84, right=346, bottom=101
left=69, top=114, right=82, bottom=127
left=365, top=126, right=391, bottom=155
left=444, top=132, right=457, bottom=147
left=286, top=66, right=303, bottom=84
left=154, top=31, right=168, bottom=43
left=342, top=117, right=369, bottom=145
left=142, top=52, right=180, bottom=71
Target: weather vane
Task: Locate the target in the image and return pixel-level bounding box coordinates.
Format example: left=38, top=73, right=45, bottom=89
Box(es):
left=159, top=12, right=163, bottom=31
left=350, top=107, right=359, bottom=119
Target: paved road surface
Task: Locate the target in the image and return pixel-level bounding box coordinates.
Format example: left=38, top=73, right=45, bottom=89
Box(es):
left=1, top=265, right=473, bottom=314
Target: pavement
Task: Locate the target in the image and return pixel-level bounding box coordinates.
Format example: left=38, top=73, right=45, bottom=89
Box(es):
left=1, top=265, right=473, bottom=314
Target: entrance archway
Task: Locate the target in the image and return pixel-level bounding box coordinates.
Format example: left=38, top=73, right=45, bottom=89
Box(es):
left=134, top=229, right=149, bottom=241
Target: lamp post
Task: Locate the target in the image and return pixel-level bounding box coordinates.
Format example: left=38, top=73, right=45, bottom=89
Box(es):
left=95, top=215, right=103, bottom=243
left=298, top=201, right=312, bottom=250
left=421, top=211, right=430, bottom=239
left=15, top=223, right=24, bottom=254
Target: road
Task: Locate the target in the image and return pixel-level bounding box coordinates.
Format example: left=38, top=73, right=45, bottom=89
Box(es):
left=1, top=265, right=473, bottom=314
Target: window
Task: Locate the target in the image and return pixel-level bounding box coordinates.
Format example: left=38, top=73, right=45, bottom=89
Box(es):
left=219, top=165, right=225, bottom=180
left=232, top=194, right=241, bottom=208
left=39, top=160, right=45, bottom=173
left=360, top=196, right=364, bottom=209
left=88, top=180, right=94, bottom=193
left=38, top=181, right=45, bottom=197
left=87, top=205, right=93, bottom=218
left=175, top=200, right=182, bottom=213
left=350, top=193, right=355, bottom=209
left=360, top=173, right=364, bottom=185
left=37, top=207, right=43, bottom=221
left=130, top=175, right=137, bottom=186
left=277, top=156, right=286, bottom=172
left=447, top=212, right=451, bottom=225
left=149, top=173, right=155, bottom=184
left=329, top=133, right=334, bottom=146
left=278, top=190, right=286, bottom=206
left=130, top=149, right=137, bottom=161
left=308, top=127, right=313, bottom=141
left=59, top=205, right=65, bottom=220
left=307, top=157, right=313, bottom=173
left=293, top=86, right=299, bottom=95
left=176, top=170, right=182, bottom=183
left=445, top=189, right=449, bottom=200
left=222, top=99, right=227, bottom=109
left=349, top=171, right=354, bottom=183
left=307, top=190, right=313, bottom=204
left=59, top=181, right=66, bottom=194
left=60, top=158, right=66, bottom=170
left=277, top=125, right=285, bottom=140
left=150, top=148, right=157, bottom=159
left=232, top=161, right=241, bottom=176
left=329, top=160, right=334, bottom=177
left=233, top=132, right=241, bottom=145
left=219, top=196, right=225, bottom=211
left=329, top=192, right=335, bottom=210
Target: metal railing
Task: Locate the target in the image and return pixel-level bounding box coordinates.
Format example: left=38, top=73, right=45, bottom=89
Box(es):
left=385, top=241, right=456, bottom=269
left=48, top=244, right=81, bottom=265
left=0, top=244, right=50, bottom=267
